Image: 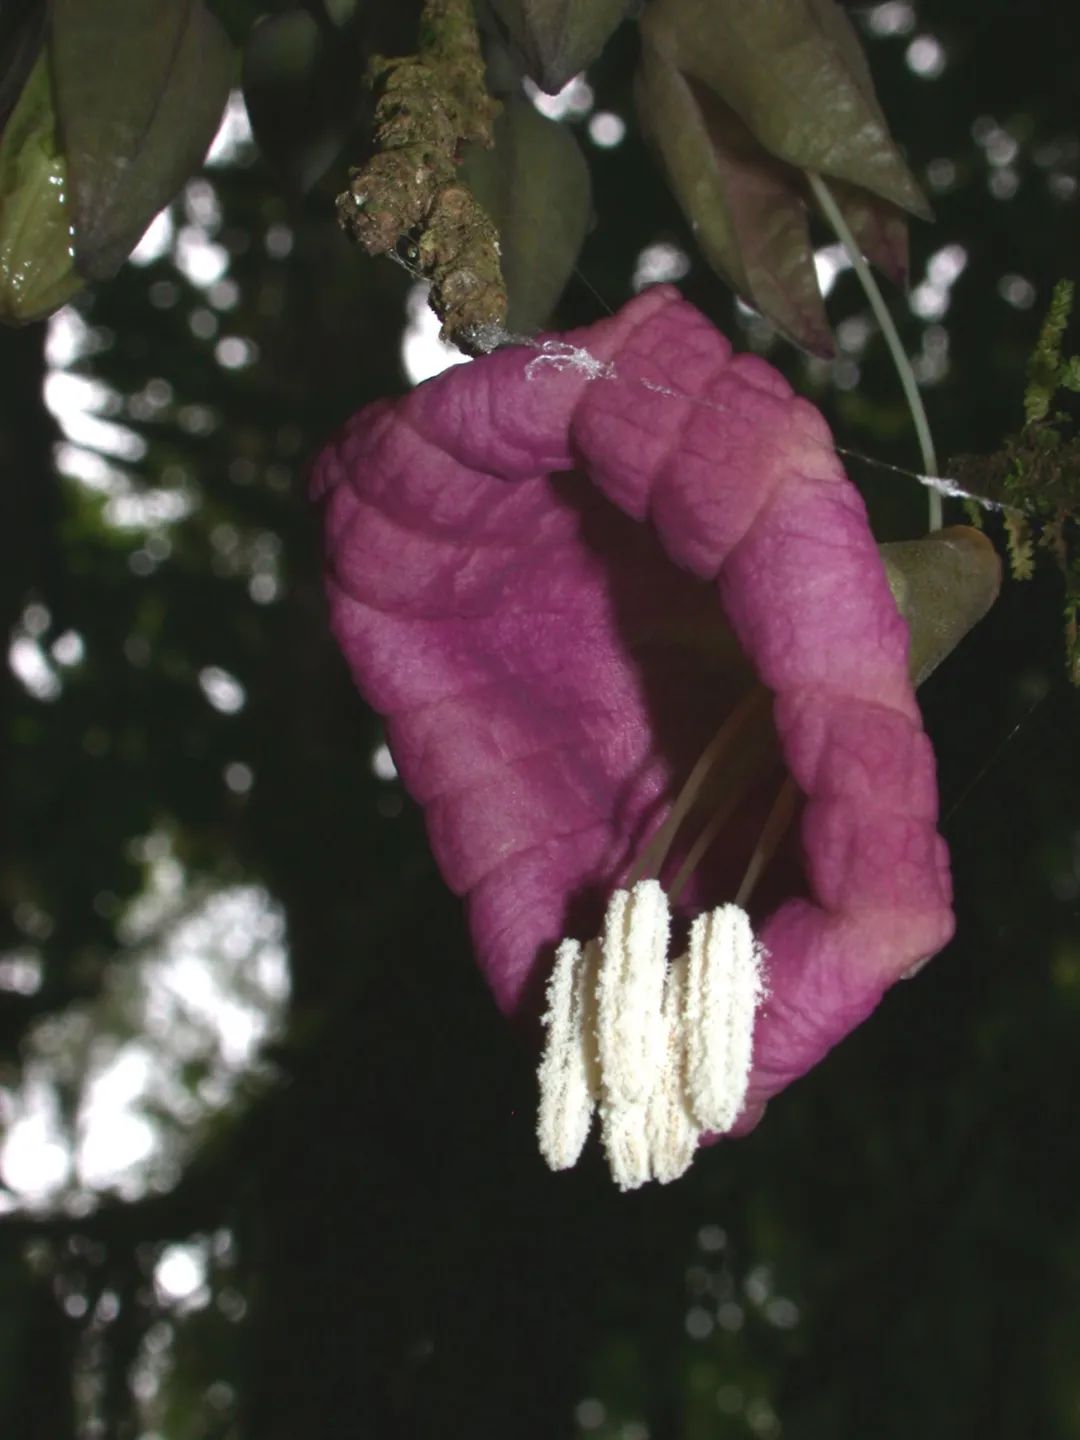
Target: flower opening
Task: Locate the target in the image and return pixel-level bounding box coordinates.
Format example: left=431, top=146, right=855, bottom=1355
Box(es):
left=313, top=286, right=961, bottom=1183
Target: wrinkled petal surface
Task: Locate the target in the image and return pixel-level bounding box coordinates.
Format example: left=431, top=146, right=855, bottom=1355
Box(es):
left=313, top=287, right=953, bottom=1126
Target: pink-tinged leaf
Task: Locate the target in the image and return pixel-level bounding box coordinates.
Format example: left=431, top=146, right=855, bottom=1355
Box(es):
left=637, top=42, right=834, bottom=356
left=828, top=178, right=911, bottom=288
left=634, top=0, right=931, bottom=344
left=642, top=0, right=931, bottom=218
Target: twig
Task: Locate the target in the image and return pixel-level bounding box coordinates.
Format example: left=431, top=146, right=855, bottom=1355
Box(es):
left=335, top=0, right=507, bottom=350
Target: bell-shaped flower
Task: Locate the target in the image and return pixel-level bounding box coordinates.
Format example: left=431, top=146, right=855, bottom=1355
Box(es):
left=312, top=287, right=999, bottom=1186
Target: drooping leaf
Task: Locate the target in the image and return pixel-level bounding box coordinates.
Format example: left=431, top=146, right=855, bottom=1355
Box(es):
left=50, top=0, right=234, bottom=281
left=636, top=41, right=833, bottom=356
left=881, top=527, right=1003, bottom=686
left=0, top=0, right=45, bottom=129
left=635, top=0, right=928, bottom=350
left=827, top=177, right=909, bottom=288
left=0, top=51, right=83, bottom=324
left=243, top=8, right=366, bottom=194
left=460, top=97, right=590, bottom=334
left=643, top=0, right=930, bottom=217
left=483, top=0, right=633, bottom=93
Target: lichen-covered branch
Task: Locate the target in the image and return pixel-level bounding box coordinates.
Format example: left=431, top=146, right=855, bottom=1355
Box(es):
left=335, top=0, right=507, bottom=350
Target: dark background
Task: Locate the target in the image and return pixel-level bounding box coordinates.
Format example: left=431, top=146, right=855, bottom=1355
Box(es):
left=1, top=2, right=1079, bottom=1436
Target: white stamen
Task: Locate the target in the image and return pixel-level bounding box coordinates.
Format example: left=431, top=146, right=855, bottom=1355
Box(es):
left=596, top=881, right=669, bottom=1106
left=536, top=887, right=766, bottom=1189
left=595, top=883, right=670, bottom=1188
left=684, top=905, right=766, bottom=1134
left=537, top=938, right=600, bottom=1170
left=599, top=1097, right=653, bottom=1191
left=644, top=956, right=699, bottom=1184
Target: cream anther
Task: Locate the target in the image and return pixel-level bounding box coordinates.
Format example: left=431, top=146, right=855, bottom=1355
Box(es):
left=596, top=881, right=670, bottom=1189
left=536, top=885, right=767, bottom=1191
left=537, top=938, right=600, bottom=1171
left=596, top=881, right=669, bottom=1106
left=684, top=905, right=765, bottom=1133
left=644, top=957, right=699, bottom=1184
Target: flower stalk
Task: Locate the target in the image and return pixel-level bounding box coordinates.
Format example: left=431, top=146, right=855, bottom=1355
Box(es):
left=807, top=170, right=942, bottom=532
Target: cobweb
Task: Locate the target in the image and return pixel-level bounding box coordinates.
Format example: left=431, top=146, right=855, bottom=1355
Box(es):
left=456, top=313, right=1005, bottom=517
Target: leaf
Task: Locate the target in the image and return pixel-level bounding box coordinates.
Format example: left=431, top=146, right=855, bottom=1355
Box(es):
left=50, top=0, right=234, bottom=281
left=880, top=528, right=1002, bottom=686
left=636, top=0, right=927, bottom=348
left=636, top=40, right=833, bottom=356
left=0, top=0, right=45, bottom=129
left=641, top=0, right=930, bottom=218
left=483, top=0, right=632, bottom=93
left=243, top=8, right=366, bottom=194
left=0, top=51, right=83, bottom=324
left=826, top=177, right=909, bottom=288
left=460, top=97, right=590, bottom=335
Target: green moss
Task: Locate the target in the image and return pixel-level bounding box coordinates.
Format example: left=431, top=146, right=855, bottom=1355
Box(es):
left=950, top=280, right=1080, bottom=682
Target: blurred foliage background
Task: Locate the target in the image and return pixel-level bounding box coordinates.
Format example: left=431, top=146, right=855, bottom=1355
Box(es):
left=1, top=1, right=1080, bottom=1437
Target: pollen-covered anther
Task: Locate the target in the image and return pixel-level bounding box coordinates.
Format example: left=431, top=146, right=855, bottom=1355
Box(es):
left=537, top=938, right=601, bottom=1171
left=536, top=884, right=767, bottom=1189
left=598, top=1096, right=654, bottom=1191
left=684, top=905, right=767, bottom=1134
left=644, top=955, right=699, bottom=1185
left=596, top=881, right=670, bottom=1107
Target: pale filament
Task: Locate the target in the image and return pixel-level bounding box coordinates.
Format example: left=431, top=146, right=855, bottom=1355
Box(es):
left=536, top=939, right=600, bottom=1172
left=735, top=776, right=799, bottom=909
left=667, top=739, right=780, bottom=906
left=627, top=684, right=770, bottom=887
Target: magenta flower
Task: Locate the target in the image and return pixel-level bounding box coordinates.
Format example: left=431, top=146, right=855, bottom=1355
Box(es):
left=313, top=287, right=955, bottom=1185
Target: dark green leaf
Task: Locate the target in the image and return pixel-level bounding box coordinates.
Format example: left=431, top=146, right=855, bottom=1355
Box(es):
left=0, top=0, right=45, bottom=129
left=460, top=97, right=590, bottom=334
left=243, top=8, right=366, bottom=194
left=50, top=0, right=234, bottom=281
left=484, top=0, right=632, bottom=93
